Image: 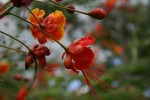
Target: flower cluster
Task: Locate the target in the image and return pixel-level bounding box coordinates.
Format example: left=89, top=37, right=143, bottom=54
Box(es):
left=0, top=0, right=119, bottom=99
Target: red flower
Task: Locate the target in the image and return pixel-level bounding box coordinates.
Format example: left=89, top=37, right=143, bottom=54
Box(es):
left=16, top=88, right=28, bottom=100
left=62, top=36, right=117, bottom=99
left=25, top=44, right=50, bottom=70
left=29, top=8, right=66, bottom=44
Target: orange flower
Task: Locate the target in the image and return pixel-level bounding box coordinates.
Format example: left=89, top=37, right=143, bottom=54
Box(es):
left=0, top=61, right=10, bottom=75
left=29, top=8, right=66, bottom=44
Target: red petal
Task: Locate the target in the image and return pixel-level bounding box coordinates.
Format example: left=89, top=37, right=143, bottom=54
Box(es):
left=70, top=36, right=95, bottom=47
left=42, top=46, right=50, bottom=56
left=38, top=34, right=47, bottom=44
left=64, top=54, right=74, bottom=69
left=78, top=36, right=95, bottom=46
left=72, top=47, right=94, bottom=70
left=34, top=50, right=45, bottom=57
left=37, top=56, right=46, bottom=68
left=69, top=45, right=83, bottom=54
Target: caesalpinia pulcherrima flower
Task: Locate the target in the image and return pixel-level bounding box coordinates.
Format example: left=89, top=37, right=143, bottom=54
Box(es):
left=0, top=61, right=10, bottom=75
left=62, top=36, right=116, bottom=99
left=29, top=8, right=66, bottom=44
left=25, top=44, right=50, bottom=70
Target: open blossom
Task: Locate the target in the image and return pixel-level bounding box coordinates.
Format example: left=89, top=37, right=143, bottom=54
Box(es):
left=62, top=36, right=116, bottom=99
left=25, top=44, right=50, bottom=70
left=0, top=61, right=10, bottom=75
left=29, top=8, right=66, bottom=44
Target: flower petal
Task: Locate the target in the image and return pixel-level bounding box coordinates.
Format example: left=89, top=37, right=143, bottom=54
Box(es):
left=49, top=10, right=66, bottom=26
left=72, top=47, right=94, bottom=70
left=37, top=56, right=46, bottom=68
left=64, top=54, right=74, bottom=69
left=29, top=8, right=45, bottom=24
left=69, top=45, right=84, bottom=54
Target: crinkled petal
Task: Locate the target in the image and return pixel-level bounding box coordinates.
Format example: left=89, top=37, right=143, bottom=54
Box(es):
left=77, top=36, right=95, bottom=46
left=49, top=10, right=66, bottom=26
left=29, top=8, right=45, bottom=24
left=70, top=36, right=95, bottom=47
left=72, top=47, right=94, bottom=70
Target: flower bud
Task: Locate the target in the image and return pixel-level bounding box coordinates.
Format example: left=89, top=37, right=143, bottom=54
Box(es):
left=66, top=4, right=75, bottom=14
left=14, top=74, right=22, bottom=81
left=11, top=0, right=32, bottom=7
left=89, top=8, right=107, bottom=20
left=56, top=0, right=63, bottom=2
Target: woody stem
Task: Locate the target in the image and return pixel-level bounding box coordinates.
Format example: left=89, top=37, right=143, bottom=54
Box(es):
left=0, top=44, right=27, bottom=54
left=34, top=0, right=89, bottom=15
left=9, top=13, right=68, bottom=51
left=0, top=1, right=11, bottom=12
left=25, top=6, right=43, bottom=28
left=0, top=5, right=14, bottom=19
left=0, top=30, right=31, bottom=51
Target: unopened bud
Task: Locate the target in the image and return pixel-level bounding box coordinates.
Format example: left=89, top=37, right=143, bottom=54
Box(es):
left=11, top=0, right=32, bottom=7
left=89, top=8, right=107, bottom=20
left=14, top=74, right=22, bottom=81
left=66, top=4, right=75, bottom=14
left=56, top=0, right=63, bottom=2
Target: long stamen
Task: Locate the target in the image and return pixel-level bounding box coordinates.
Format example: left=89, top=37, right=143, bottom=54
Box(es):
left=86, top=70, right=116, bottom=89
left=92, top=70, right=117, bottom=76
left=85, top=70, right=118, bottom=96
left=82, top=70, right=101, bottom=100
left=0, top=44, right=27, bottom=54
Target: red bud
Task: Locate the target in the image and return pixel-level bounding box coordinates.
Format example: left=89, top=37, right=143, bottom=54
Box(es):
left=89, top=8, right=107, bottom=20
left=14, top=74, right=22, bottom=81
left=66, top=4, right=75, bottom=14
left=56, top=0, right=63, bottom=2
